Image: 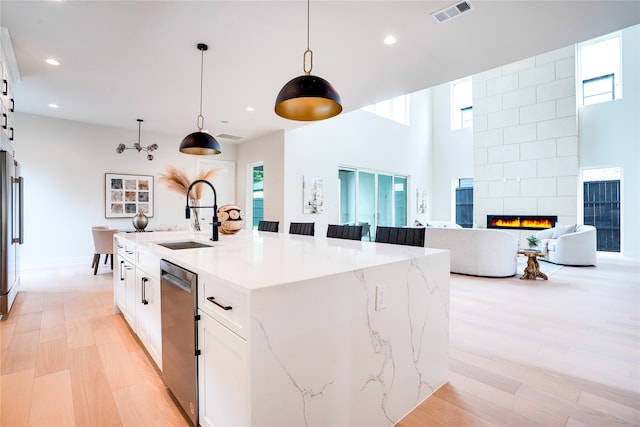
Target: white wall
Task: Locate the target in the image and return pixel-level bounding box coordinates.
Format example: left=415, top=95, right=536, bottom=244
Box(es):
left=578, top=25, right=640, bottom=257
left=13, top=113, right=237, bottom=269
left=235, top=130, right=285, bottom=229
left=430, top=83, right=474, bottom=222
left=281, top=92, right=431, bottom=237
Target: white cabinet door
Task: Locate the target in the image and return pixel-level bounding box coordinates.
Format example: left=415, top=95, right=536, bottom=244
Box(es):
left=123, top=259, right=136, bottom=328
left=114, top=252, right=127, bottom=314
left=136, top=270, right=162, bottom=369
left=198, top=311, right=249, bottom=427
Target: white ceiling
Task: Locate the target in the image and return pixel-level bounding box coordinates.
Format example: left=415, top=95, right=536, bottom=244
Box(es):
left=2, top=1, right=639, bottom=143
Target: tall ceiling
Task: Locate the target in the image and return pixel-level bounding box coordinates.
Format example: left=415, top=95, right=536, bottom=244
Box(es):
left=2, top=1, right=639, bottom=143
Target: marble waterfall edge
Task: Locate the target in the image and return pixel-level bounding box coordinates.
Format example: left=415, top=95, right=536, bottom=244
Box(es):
left=250, top=252, right=450, bottom=427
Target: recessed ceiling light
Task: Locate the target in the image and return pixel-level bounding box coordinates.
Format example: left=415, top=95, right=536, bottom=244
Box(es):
left=384, top=35, right=397, bottom=45
left=45, top=58, right=61, bottom=66
left=246, top=107, right=255, bottom=112
left=48, top=103, right=59, bottom=108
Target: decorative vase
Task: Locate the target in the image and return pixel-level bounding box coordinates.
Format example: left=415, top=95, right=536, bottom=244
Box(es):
left=132, top=212, right=148, bottom=231
left=217, top=205, right=245, bottom=234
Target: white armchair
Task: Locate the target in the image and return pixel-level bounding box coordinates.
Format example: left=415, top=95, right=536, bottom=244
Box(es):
left=536, top=224, right=597, bottom=266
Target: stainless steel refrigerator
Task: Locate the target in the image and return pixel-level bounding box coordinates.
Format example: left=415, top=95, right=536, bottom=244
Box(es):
left=1, top=150, right=23, bottom=318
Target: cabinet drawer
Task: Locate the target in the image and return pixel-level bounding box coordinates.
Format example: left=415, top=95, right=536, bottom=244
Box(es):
left=198, top=276, right=248, bottom=339
left=137, top=247, right=160, bottom=281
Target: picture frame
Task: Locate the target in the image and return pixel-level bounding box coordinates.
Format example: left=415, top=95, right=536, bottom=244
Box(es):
left=105, top=173, right=154, bottom=218
left=416, top=188, right=427, bottom=214
left=303, top=176, right=324, bottom=214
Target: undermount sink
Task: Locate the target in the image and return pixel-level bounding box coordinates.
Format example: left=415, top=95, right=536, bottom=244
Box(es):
left=156, top=241, right=215, bottom=250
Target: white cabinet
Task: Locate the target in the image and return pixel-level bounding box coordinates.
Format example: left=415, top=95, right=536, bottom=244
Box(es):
left=135, top=269, right=162, bottom=368
left=198, top=310, right=249, bottom=427
left=112, top=238, right=162, bottom=369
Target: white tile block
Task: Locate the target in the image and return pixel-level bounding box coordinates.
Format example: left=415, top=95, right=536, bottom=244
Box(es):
left=488, top=144, right=520, bottom=163
left=537, top=77, right=576, bottom=102
left=555, top=56, right=575, bottom=79
left=473, top=180, right=488, bottom=199
left=472, top=79, right=487, bottom=99
left=488, top=108, right=519, bottom=129
left=556, top=96, right=577, bottom=118
left=487, top=73, right=519, bottom=96
left=488, top=180, right=520, bottom=198
left=555, top=196, right=578, bottom=216
left=504, top=123, right=536, bottom=144
left=474, top=94, right=502, bottom=114
left=503, top=87, right=537, bottom=110
left=504, top=197, right=538, bottom=214
left=474, top=147, right=488, bottom=165
left=557, top=136, right=578, bottom=156
left=556, top=156, right=579, bottom=176
left=474, top=129, right=503, bottom=148
left=474, top=163, right=504, bottom=181
left=537, top=158, right=560, bottom=177
left=557, top=176, right=578, bottom=196
left=521, top=177, right=557, bottom=197
left=504, top=160, right=537, bottom=179
left=475, top=197, right=504, bottom=217
left=502, top=57, right=536, bottom=75
left=473, top=67, right=502, bottom=84
left=521, top=139, right=557, bottom=160
left=536, top=45, right=575, bottom=65
left=537, top=116, right=577, bottom=139
left=473, top=113, right=488, bottom=132
left=520, top=101, right=556, bottom=124
left=519, top=62, right=555, bottom=88
left=556, top=215, right=578, bottom=226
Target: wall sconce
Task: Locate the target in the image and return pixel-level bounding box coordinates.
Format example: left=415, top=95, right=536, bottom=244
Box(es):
left=116, top=119, right=158, bottom=161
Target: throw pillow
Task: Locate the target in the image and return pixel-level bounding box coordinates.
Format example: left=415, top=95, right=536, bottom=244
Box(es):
left=552, top=223, right=577, bottom=239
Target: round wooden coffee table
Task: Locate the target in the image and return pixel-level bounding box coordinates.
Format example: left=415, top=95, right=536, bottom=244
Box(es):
left=518, top=250, right=548, bottom=280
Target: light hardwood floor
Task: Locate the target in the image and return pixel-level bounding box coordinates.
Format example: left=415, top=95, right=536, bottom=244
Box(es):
left=1, top=253, right=638, bottom=426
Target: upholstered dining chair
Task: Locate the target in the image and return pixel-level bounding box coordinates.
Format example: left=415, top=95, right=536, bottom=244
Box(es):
left=289, top=222, right=315, bottom=236
left=258, top=220, right=279, bottom=232
left=374, top=226, right=425, bottom=247
left=91, top=227, right=119, bottom=275
left=326, top=224, right=363, bottom=240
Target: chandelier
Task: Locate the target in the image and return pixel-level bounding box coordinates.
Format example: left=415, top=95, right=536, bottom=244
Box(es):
left=116, top=119, right=158, bottom=161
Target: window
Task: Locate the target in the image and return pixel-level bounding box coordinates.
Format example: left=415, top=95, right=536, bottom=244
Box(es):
left=583, top=167, right=621, bottom=252
left=338, top=168, right=408, bottom=239
left=578, top=33, right=622, bottom=106
left=361, top=94, right=410, bottom=125
left=451, top=78, right=472, bottom=130
left=252, top=164, right=264, bottom=229
left=455, top=178, right=473, bottom=228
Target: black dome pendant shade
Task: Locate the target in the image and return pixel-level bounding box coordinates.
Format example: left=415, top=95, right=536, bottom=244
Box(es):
left=275, top=74, right=342, bottom=121
left=179, top=43, right=222, bottom=155
left=275, top=0, right=342, bottom=121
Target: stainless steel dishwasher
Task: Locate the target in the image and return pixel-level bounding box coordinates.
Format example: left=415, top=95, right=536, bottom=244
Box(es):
left=160, top=259, right=198, bottom=426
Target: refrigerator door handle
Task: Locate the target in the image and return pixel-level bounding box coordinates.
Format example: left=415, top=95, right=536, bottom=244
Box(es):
left=11, top=176, right=24, bottom=244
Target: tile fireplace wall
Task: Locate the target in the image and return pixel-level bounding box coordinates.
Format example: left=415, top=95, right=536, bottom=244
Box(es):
left=472, top=45, right=579, bottom=233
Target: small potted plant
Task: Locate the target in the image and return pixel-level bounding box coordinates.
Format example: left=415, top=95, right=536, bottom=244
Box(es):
left=526, top=234, right=541, bottom=248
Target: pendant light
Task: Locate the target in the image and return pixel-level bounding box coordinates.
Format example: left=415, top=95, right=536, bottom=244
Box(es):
left=179, top=43, right=222, bottom=155
left=116, top=119, right=158, bottom=161
left=275, top=0, right=342, bottom=121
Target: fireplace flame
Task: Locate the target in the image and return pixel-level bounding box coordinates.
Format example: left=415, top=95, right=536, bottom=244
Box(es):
left=492, top=218, right=553, bottom=229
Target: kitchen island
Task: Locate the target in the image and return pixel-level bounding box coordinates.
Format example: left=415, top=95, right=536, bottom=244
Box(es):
left=114, top=229, right=450, bottom=427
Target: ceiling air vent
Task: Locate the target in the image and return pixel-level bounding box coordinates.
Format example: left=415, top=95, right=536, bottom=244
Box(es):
left=215, top=133, right=243, bottom=141
left=431, top=1, right=473, bottom=23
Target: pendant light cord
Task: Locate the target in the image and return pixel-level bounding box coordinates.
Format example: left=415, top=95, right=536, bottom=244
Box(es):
left=198, top=47, right=205, bottom=131
left=303, top=0, right=313, bottom=75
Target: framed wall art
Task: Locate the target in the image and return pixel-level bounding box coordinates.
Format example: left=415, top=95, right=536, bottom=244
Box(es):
left=303, top=176, right=324, bottom=214
left=105, top=173, right=154, bottom=218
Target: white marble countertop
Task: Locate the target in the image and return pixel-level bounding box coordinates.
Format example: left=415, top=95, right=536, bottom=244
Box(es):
left=118, top=229, right=447, bottom=291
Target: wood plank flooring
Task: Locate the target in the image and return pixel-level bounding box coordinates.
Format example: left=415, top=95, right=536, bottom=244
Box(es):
left=1, top=254, right=638, bottom=426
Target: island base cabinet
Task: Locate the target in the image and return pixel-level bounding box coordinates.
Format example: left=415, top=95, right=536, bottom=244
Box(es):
left=136, top=271, right=162, bottom=369
left=198, top=310, right=249, bottom=427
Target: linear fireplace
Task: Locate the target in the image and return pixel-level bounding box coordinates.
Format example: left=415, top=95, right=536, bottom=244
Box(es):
left=487, top=215, right=557, bottom=230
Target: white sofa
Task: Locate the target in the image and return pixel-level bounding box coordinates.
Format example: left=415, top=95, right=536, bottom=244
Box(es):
left=535, top=224, right=597, bottom=266
left=424, top=227, right=518, bottom=277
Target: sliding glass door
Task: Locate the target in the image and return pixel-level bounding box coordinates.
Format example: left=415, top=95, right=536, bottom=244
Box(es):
left=338, top=168, right=408, bottom=239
